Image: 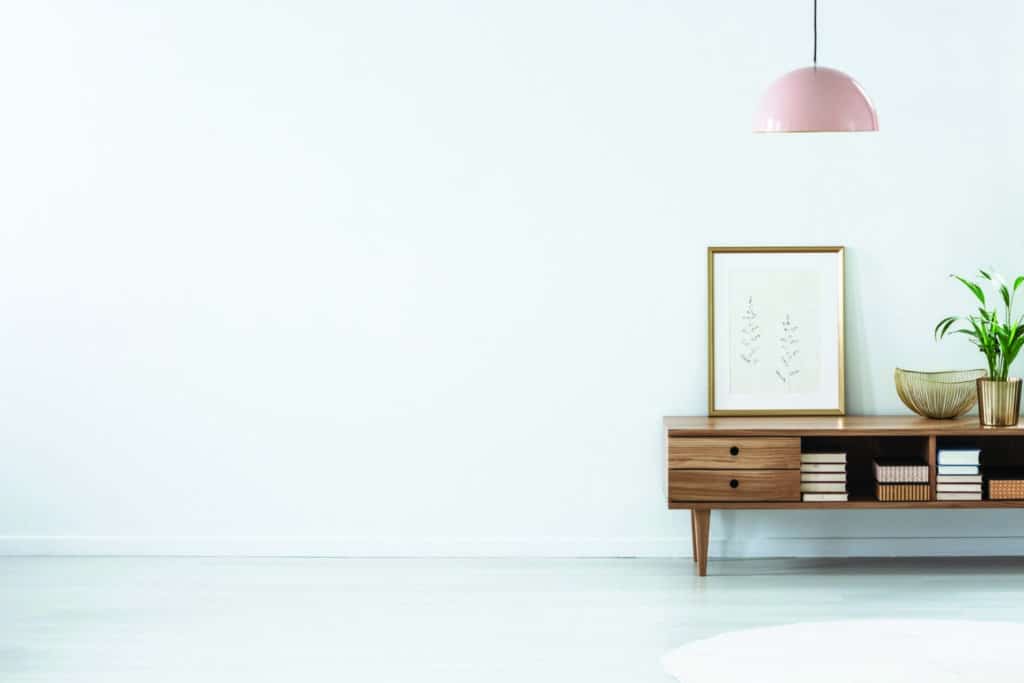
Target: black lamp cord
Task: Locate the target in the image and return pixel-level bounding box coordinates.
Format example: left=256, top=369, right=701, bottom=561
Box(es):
left=813, top=0, right=818, bottom=66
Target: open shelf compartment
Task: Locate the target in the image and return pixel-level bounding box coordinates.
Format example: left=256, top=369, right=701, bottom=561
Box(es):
left=937, top=435, right=1024, bottom=501
left=802, top=435, right=933, bottom=502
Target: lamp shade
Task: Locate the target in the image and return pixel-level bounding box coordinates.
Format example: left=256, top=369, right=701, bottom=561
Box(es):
left=753, top=66, right=878, bottom=133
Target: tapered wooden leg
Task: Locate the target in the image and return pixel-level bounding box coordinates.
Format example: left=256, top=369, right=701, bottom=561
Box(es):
left=692, top=509, right=710, bottom=577
left=690, top=510, right=698, bottom=562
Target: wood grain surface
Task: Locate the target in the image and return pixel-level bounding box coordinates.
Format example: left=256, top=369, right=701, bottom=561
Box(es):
left=663, top=415, right=1024, bottom=436
left=667, top=437, right=800, bottom=469
left=668, top=469, right=800, bottom=502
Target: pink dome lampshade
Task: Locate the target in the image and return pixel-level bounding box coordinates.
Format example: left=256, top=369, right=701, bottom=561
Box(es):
left=753, top=66, right=878, bottom=133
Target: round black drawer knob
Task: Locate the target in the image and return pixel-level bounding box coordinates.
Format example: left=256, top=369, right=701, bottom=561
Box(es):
left=729, top=446, right=740, bottom=456
left=729, top=479, right=739, bottom=488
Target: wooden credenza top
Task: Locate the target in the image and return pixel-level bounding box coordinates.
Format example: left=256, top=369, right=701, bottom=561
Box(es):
left=663, top=415, right=1024, bottom=437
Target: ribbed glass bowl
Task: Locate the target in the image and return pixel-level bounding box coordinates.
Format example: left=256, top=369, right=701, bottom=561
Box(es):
left=894, top=368, right=988, bottom=419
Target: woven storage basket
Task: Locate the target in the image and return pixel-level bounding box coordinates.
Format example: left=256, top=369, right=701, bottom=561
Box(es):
left=989, top=480, right=1024, bottom=500
left=875, top=483, right=930, bottom=502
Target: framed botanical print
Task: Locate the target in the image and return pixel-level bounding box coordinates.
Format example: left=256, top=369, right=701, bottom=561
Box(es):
left=708, top=246, right=845, bottom=416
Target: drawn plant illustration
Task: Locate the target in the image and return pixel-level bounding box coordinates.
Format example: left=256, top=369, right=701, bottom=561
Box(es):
left=738, top=296, right=761, bottom=365
left=776, top=313, right=800, bottom=387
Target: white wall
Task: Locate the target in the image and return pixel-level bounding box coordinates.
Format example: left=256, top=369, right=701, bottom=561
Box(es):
left=2, top=1, right=1024, bottom=557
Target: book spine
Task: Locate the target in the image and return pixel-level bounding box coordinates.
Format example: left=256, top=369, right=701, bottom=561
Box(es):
left=800, top=453, right=847, bottom=464
left=937, top=453, right=981, bottom=466
left=936, top=475, right=983, bottom=484
left=800, top=483, right=847, bottom=493
left=801, top=473, right=847, bottom=482
left=800, top=464, right=846, bottom=473
left=802, top=493, right=849, bottom=502
left=937, top=466, right=981, bottom=475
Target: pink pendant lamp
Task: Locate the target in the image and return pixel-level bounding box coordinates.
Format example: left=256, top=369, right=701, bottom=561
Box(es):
left=753, top=0, right=878, bottom=133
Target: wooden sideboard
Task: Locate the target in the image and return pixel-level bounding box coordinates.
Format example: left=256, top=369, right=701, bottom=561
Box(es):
left=665, top=415, right=1024, bottom=576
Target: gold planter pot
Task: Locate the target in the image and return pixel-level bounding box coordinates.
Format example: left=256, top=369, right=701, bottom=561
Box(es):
left=977, top=378, right=1022, bottom=427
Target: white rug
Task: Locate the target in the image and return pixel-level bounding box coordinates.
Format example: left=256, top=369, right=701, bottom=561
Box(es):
left=663, top=619, right=1021, bottom=682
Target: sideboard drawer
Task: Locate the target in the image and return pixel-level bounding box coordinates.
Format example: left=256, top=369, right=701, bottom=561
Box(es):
left=669, top=469, right=800, bottom=502
left=667, top=437, right=800, bottom=469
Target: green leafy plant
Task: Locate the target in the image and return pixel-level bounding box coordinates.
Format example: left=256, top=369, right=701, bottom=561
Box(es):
left=935, top=270, right=1024, bottom=381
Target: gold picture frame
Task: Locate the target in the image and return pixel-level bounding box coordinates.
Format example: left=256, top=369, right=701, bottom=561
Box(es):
left=707, top=246, right=845, bottom=416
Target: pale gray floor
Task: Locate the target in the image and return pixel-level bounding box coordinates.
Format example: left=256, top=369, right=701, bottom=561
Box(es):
left=2, top=557, right=1024, bottom=682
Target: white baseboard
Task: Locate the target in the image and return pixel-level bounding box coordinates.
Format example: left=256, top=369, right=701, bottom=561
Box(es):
left=0, top=536, right=679, bottom=557
left=714, top=536, right=1024, bottom=558
left=2, top=535, right=1024, bottom=558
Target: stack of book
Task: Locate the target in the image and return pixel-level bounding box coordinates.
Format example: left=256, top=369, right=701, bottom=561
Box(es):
left=801, top=452, right=847, bottom=502
left=937, top=448, right=982, bottom=501
left=874, top=458, right=929, bottom=501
